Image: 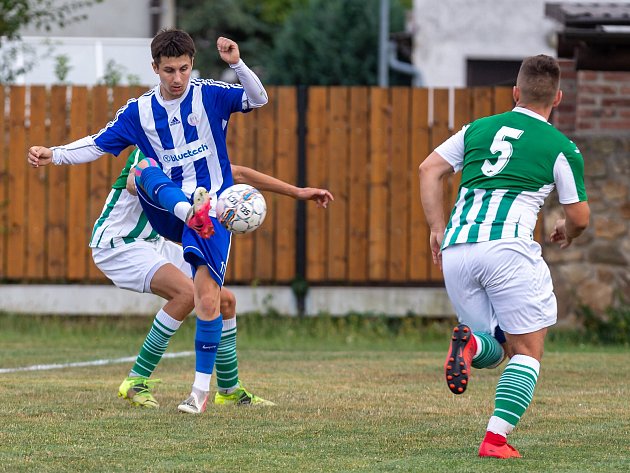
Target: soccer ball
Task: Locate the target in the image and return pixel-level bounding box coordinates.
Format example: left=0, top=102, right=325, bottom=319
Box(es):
left=216, top=184, right=267, bottom=234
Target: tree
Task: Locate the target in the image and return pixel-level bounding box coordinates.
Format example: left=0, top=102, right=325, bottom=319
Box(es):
left=176, top=0, right=306, bottom=79
left=266, top=0, right=407, bottom=85
left=0, top=0, right=102, bottom=82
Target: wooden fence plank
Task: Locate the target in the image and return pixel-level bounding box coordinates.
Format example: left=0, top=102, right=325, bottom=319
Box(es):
left=254, top=87, right=276, bottom=282
left=409, top=88, right=430, bottom=281
left=274, top=87, right=298, bottom=283
left=347, top=87, right=369, bottom=282
left=389, top=87, right=410, bottom=282
left=6, top=87, right=27, bottom=279
left=429, top=88, right=451, bottom=282
left=368, top=87, right=389, bottom=281
left=493, top=86, right=514, bottom=114
left=326, top=87, right=349, bottom=281
left=227, top=106, right=257, bottom=283
left=0, top=87, right=7, bottom=278
left=25, top=86, right=48, bottom=279
left=305, top=87, right=328, bottom=281
left=66, top=86, right=90, bottom=280
left=87, top=86, right=113, bottom=281
left=46, top=86, right=68, bottom=279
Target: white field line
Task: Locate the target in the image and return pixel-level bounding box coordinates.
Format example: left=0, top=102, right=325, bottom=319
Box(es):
left=0, top=351, right=194, bottom=374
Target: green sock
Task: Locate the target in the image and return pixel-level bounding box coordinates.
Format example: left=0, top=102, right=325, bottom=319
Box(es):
left=472, top=332, right=505, bottom=369
left=129, top=309, right=181, bottom=378
left=489, top=354, right=540, bottom=434
left=215, top=316, right=239, bottom=392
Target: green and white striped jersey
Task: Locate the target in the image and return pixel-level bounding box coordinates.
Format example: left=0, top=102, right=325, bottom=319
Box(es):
left=89, top=149, right=160, bottom=248
left=436, top=107, right=587, bottom=249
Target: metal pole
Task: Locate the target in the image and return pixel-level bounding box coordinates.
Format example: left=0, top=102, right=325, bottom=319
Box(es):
left=378, top=0, right=389, bottom=87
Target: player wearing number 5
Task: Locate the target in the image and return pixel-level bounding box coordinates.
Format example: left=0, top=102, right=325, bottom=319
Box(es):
left=419, top=55, right=590, bottom=458
left=27, top=29, right=267, bottom=414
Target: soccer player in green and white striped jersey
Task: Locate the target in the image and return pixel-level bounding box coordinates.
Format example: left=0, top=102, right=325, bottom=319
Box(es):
left=419, top=55, right=590, bottom=459
left=93, top=148, right=333, bottom=410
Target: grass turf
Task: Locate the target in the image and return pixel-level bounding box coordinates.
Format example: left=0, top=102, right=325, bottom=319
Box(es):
left=0, top=313, right=628, bottom=472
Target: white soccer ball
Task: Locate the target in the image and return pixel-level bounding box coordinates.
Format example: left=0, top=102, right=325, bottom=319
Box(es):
left=216, top=184, right=267, bottom=234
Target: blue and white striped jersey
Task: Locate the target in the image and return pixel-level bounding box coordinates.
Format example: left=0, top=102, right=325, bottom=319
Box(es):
left=92, top=79, right=248, bottom=204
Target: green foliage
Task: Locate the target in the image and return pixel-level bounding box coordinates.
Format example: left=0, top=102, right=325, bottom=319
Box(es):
left=0, top=0, right=103, bottom=43
left=53, top=54, right=71, bottom=83
left=176, top=0, right=408, bottom=85
left=176, top=0, right=295, bottom=79
left=266, top=0, right=407, bottom=85
left=576, top=299, right=630, bottom=345
left=0, top=0, right=102, bottom=83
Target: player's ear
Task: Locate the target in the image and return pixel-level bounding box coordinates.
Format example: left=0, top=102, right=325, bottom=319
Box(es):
left=152, top=61, right=159, bottom=74
left=552, top=89, right=562, bottom=108
left=512, top=86, right=520, bottom=104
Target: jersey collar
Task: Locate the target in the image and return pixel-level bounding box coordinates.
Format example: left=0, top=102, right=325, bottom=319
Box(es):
left=512, top=106, right=547, bottom=123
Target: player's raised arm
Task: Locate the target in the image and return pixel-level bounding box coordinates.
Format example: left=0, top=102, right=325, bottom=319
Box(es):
left=218, top=36, right=268, bottom=109
left=231, top=164, right=333, bottom=208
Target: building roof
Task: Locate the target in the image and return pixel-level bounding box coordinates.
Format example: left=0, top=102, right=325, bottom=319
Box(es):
left=546, top=2, right=630, bottom=70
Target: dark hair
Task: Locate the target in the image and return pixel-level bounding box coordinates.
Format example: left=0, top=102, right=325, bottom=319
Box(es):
left=151, top=28, right=196, bottom=65
left=516, top=55, right=560, bottom=106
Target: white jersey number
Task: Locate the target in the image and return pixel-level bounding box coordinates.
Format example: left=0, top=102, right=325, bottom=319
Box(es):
left=481, top=126, right=524, bottom=177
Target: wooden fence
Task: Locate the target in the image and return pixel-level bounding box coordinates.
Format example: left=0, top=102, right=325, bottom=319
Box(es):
left=0, top=85, right=519, bottom=285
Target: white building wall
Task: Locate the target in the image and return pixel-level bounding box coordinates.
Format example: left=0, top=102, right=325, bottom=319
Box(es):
left=8, top=0, right=176, bottom=85
left=411, top=0, right=630, bottom=87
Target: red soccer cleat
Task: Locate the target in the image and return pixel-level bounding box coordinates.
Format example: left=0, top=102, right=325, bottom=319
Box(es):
left=478, top=431, right=522, bottom=459
left=186, top=187, right=214, bottom=239
left=444, top=324, right=477, bottom=394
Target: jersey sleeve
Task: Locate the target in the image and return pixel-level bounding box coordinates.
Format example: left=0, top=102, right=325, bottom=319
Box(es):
left=553, top=142, right=588, bottom=204
left=92, top=100, right=139, bottom=156
left=203, top=81, right=249, bottom=119
left=434, top=125, right=468, bottom=172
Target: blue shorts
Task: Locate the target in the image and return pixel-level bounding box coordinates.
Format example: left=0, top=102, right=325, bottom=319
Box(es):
left=137, top=187, right=232, bottom=287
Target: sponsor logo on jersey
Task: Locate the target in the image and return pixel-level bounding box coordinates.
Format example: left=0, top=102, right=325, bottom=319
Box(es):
left=161, top=140, right=210, bottom=165
left=169, top=116, right=181, bottom=126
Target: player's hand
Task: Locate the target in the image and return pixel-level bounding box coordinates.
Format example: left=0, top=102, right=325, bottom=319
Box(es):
left=429, top=230, right=444, bottom=269
left=550, top=218, right=573, bottom=249
left=217, top=37, right=240, bottom=65
left=296, top=188, right=334, bottom=208
left=27, top=146, right=53, bottom=167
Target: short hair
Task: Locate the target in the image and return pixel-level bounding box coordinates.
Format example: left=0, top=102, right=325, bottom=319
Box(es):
left=151, top=28, right=196, bottom=65
left=516, top=55, right=560, bottom=107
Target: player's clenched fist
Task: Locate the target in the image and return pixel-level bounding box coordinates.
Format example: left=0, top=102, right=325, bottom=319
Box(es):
left=27, top=146, right=53, bottom=167
left=217, top=37, right=240, bottom=65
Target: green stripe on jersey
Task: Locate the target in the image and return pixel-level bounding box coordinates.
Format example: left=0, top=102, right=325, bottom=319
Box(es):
left=91, top=188, right=123, bottom=245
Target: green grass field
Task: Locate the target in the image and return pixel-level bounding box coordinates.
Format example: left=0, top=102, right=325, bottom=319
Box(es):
left=0, top=313, right=628, bottom=473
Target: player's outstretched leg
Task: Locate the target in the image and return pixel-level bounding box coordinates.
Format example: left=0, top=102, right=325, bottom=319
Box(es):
left=445, top=325, right=505, bottom=394
left=186, top=187, right=214, bottom=238
left=444, top=324, right=477, bottom=394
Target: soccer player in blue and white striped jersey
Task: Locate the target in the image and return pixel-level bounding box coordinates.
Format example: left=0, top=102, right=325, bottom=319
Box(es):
left=28, top=29, right=268, bottom=414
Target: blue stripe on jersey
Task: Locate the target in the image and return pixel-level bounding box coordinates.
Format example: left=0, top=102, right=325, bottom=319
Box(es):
left=170, top=165, right=183, bottom=188
left=151, top=95, right=174, bottom=150
left=194, top=158, right=210, bottom=191
left=180, top=88, right=199, bottom=143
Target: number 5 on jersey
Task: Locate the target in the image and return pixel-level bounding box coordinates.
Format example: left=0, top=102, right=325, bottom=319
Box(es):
left=482, top=126, right=524, bottom=177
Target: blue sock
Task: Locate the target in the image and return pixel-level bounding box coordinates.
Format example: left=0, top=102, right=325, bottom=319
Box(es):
left=136, top=166, right=189, bottom=214
left=194, top=316, right=223, bottom=375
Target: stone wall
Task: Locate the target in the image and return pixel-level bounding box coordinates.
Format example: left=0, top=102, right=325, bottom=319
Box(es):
left=548, top=60, right=630, bottom=322
left=544, top=135, right=630, bottom=322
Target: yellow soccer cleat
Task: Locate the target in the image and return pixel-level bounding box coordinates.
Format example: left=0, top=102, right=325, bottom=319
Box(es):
left=118, top=376, right=161, bottom=408
left=214, top=384, right=275, bottom=406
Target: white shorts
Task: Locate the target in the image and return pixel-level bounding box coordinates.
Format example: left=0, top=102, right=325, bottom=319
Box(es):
left=92, top=239, right=192, bottom=293
left=441, top=239, right=557, bottom=335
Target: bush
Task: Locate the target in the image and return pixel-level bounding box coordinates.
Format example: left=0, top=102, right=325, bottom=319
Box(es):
left=576, top=299, right=630, bottom=345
